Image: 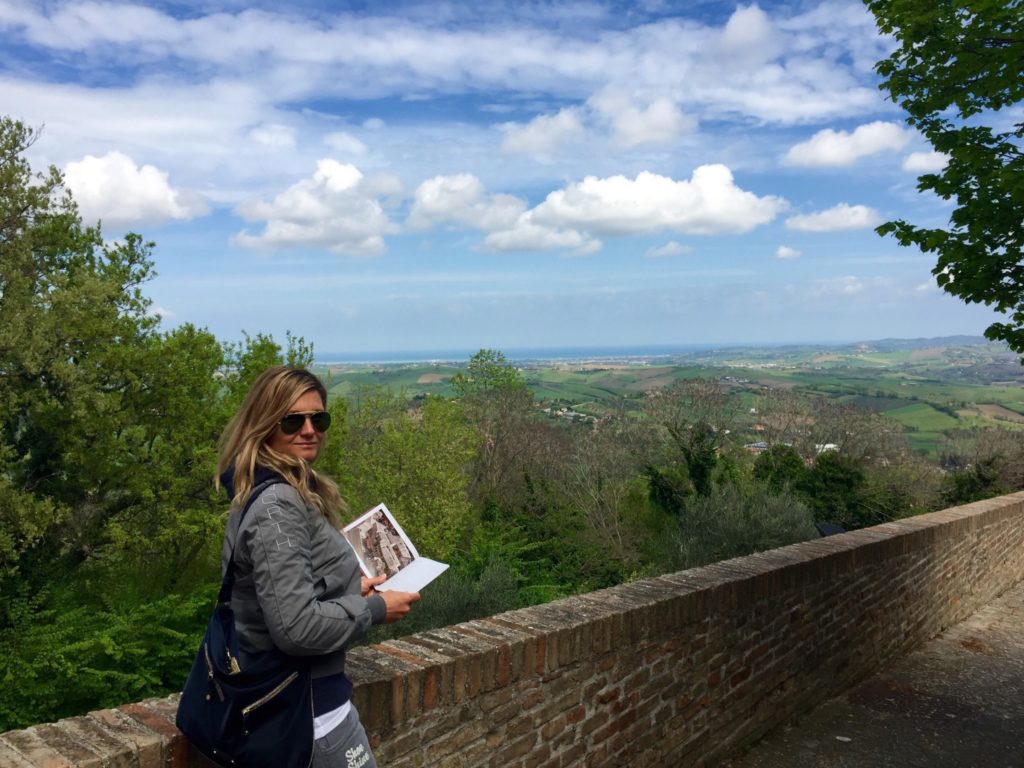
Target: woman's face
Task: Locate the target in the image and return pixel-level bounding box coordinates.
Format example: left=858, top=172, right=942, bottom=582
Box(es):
left=267, top=389, right=327, bottom=463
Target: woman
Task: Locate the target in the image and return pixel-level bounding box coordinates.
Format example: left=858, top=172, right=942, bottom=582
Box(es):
left=216, top=365, right=419, bottom=768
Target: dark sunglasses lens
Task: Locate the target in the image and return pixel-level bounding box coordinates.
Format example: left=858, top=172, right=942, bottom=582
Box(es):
left=310, top=412, right=331, bottom=432
left=278, top=412, right=331, bottom=435
left=279, top=414, right=306, bottom=434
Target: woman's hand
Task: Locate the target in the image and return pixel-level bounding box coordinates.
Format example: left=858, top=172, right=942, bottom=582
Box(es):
left=360, top=575, right=387, bottom=596
left=378, top=590, right=421, bottom=623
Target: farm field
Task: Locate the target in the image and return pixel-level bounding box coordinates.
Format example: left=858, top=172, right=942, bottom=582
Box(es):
left=313, top=336, right=1024, bottom=456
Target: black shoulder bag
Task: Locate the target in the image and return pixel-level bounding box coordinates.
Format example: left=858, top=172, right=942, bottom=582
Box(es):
left=176, top=480, right=314, bottom=768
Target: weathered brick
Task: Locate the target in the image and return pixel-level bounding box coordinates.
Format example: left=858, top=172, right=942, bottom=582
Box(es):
left=537, top=691, right=579, bottom=725
left=426, top=718, right=486, bottom=760
left=33, top=724, right=103, bottom=768
left=522, top=742, right=552, bottom=768
left=595, top=687, right=619, bottom=705
left=0, top=739, right=36, bottom=768
left=492, top=732, right=537, bottom=766
left=540, top=715, right=565, bottom=742
left=381, top=729, right=421, bottom=760
left=89, top=709, right=163, bottom=768
left=557, top=741, right=589, bottom=768
left=580, top=709, right=609, bottom=738
left=506, top=713, right=535, bottom=739
left=54, top=717, right=135, bottom=768
left=0, top=731, right=71, bottom=768
left=521, top=689, right=544, bottom=710
left=489, top=699, right=521, bottom=725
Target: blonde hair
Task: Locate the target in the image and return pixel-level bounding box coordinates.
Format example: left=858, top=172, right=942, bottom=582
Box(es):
left=216, top=365, right=347, bottom=523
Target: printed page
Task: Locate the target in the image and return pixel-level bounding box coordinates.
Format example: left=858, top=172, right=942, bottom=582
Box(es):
left=343, top=503, right=448, bottom=591
left=379, top=558, right=449, bottom=593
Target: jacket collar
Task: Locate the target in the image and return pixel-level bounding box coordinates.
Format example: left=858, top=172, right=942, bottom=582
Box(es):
left=219, top=465, right=284, bottom=500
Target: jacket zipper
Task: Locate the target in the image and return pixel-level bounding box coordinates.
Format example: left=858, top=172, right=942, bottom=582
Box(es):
left=203, top=643, right=226, bottom=701
left=241, top=671, right=299, bottom=717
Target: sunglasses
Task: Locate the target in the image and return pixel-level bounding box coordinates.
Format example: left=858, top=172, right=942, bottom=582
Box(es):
left=278, top=410, right=332, bottom=435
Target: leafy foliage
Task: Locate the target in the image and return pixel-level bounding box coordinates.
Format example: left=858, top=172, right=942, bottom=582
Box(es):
left=328, top=390, right=477, bottom=561
left=670, top=484, right=816, bottom=570
left=0, top=117, right=318, bottom=729
left=938, top=427, right=1024, bottom=503
left=867, top=0, right=1024, bottom=352
left=794, top=451, right=869, bottom=528
left=644, top=378, right=736, bottom=496
left=753, top=444, right=807, bottom=491
left=0, top=583, right=218, bottom=730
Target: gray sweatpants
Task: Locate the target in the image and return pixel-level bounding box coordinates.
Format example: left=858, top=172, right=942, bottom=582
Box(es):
left=311, top=707, right=378, bottom=768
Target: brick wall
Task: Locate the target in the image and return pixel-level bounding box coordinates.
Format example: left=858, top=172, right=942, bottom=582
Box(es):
left=4, top=492, right=1024, bottom=768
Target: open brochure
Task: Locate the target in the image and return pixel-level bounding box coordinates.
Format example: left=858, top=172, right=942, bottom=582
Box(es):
left=343, top=503, right=449, bottom=593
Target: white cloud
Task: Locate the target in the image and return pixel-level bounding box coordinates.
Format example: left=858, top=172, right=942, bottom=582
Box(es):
left=776, top=245, right=801, bottom=259
left=249, top=123, right=296, bottom=150
left=408, top=174, right=526, bottom=231
left=786, top=203, right=881, bottom=232
left=360, top=173, right=404, bottom=198
left=324, top=131, right=368, bottom=156
left=501, top=108, right=584, bottom=155
left=529, top=166, right=787, bottom=236
left=233, top=159, right=393, bottom=256
left=719, top=4, right=781, bottom=66
left=0, top=1, right=899, bottom=213
left=902, top=151, right=949, bottom=173
left=589, top=89, right=693, bottom=148
left=485, top=222, right=601, bottom=256
left=0, top=76, right=289, bottom=205
left=484, top=165, right=785, bottom=255
left=1, top=2, right=890, bottom=129
left=785, top=121, right=911, bottom=167
left=646, top=241, right=692, bottom=258
left=0, top=2, right=903, bottom=250
left=64, top=151, right=209, bottom=226
left=8, top=2, right=182, bottom=50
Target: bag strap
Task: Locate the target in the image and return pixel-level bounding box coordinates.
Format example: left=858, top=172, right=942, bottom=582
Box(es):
left=218, top=478, right=284, bottom=605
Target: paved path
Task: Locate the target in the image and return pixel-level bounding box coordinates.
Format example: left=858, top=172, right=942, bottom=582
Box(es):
left=724, top=579, right=1024, bottom=768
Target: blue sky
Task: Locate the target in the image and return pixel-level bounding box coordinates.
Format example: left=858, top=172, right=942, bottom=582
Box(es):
left=2, top=0, right=1005, bottom=353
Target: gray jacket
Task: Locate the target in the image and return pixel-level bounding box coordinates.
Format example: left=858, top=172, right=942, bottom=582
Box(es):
left=222, top=481, right=387, bottom=679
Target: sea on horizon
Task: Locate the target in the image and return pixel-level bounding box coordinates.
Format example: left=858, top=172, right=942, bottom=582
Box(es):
left=312, top=335, right=991, bottom=366
left=314, top=343, right=723, bottom=365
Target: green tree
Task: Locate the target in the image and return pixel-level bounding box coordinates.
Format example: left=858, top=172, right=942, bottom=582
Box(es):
left=861, top=454, right=943, bottom=521
left=796, top=451, right=869, bottom=528
left=867, top=0, right=1024, bottom=352
left=221, top=330, right=314, bottom=403
left=938, top=427, right=1024, bottom=504
left=644, top=378, right=737, bottom=496
left=943, top=456, right=1007, bottom=505
left=330, top=391, right=477, bottom=561
left=0, top=117, right=189, bottom=576
left=753, top=444, right=808, bottom=492
left=0, top=116, right=317, bottom=729
left=561, top=417, right=670, bottom=585
left=644, top=462, right=693, bottom=517
left=670, top=483, right=816, bottom=570
left=450, top=348, right=528, bottom=397
left=452, top=349, right=540, bottom=507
